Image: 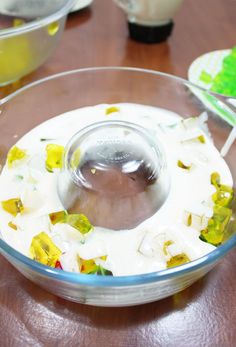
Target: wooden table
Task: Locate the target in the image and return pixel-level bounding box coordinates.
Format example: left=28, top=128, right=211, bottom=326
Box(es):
left=1, top=0, right=236, bottom=346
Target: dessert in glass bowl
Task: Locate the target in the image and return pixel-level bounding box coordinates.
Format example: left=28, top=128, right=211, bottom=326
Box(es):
left=0, top=67, right=235, bottom=306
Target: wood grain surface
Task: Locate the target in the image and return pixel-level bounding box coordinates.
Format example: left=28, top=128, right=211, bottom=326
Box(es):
left=0, top=0, right=236, bottom=346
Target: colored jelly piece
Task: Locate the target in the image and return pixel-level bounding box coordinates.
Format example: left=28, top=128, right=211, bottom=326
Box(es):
left=45, top=144, right=64, bottom=172
left=96, top=266, right=113, bottom=276
left=177, top=160, right=192, bottom=170
left=47, top=21, right=59, bottom=36
left=7, top=146, right=27, bottom=168
left=211, top=172, right=221, bottom=188
left=105, top=106, right=120, bottom=115
left=212, top=185, right=233, bottom=207
left=8, top=221, right=17, bottom=230
left=30, top=232, right=62, bottom=267
left=200, top=227, right=222, bottom=246
left=13, top=18, right=25, bottom=27
left=163, top=240, right=174, bottom=256
left=200, top=205, right=232, bottom=246
left=185, top=212, right=192, bottom=227
left=78, top=257, right=112, bottom=275
left=79, top=258, right=98, bottom=274
left=2, top=198, right=24, bottom=216
left=181, top=135, right=206, bottom=144
left=213, top=205, right=232, bottom=230
left=210, top=172, right=233, bottom=207
left=15, top=175, right=24, bottom=181
left=40, top=138, right=55, bottom=142
left=167, top=253, right=190, bottom=268
left=55, top=260, right=63, bottom=269
left=66, top=214, right=93, bottom=234
left=197, top=135, right=206, bottom=144
left=200, top=70, right=213, bottom=84
left=209, top=46, right=236, bottom=97
left=70, top=148, right=81, bottom=170
left=49, top=210, right=67, bottom=225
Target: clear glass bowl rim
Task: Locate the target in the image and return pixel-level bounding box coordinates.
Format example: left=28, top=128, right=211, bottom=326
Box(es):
left=0, top=0, right=76, bottom=38
left=0, top=66, right=235, bottom=287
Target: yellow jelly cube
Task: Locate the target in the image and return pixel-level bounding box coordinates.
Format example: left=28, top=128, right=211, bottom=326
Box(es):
left=8, top=221, right=17, bottom=230
left=197, top=135, right=206, bottom=144
left=45, top=144, right=64, bottom=172
left=49, top=210, right=67, bottom=225
left=200, top=205, right=232, bottom=246
left=66, top=214, right=93, bottom=234
left=212, top=185, right=233, bottom=207
left=47, top=21, right=59, bottom=36
left=78, top=257, right=98, bottom=274
left=7, top=146, right=27, bottom=168
left=70, top=147, right=81, bottom=170
left=13, top=18, right=25, bottom=27
left=105, top=106, right=120, bottom=115
left=167, top=253, right=190, bottom=268
left=2, top=198, right=24, bottom=216
left=78, top=256, right=112, bottom=275
left=30, top=232, right=61, bottom=267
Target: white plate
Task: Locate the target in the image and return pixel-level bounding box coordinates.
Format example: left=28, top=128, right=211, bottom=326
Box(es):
left=188, top=50, right=236, bottom=128
left=188, top=49, right=230, bottom=90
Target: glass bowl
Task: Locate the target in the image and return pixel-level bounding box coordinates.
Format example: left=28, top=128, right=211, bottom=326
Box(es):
left=0, top=0, right=75, bottom=86
left=0, top=67, right=235, bottom=307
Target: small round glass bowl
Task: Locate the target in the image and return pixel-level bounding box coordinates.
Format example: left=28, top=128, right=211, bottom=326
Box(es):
left=58, top=120, right=170, bottom=230
left=0, top=0, right=75, bottom=86
left=0, top=67, right=236, bottom=307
